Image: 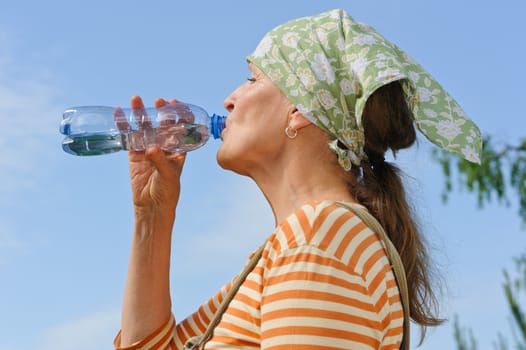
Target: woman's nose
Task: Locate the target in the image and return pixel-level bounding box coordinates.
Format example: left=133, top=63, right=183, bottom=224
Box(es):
left=224, top=83, right=245, bottom=113
left=223, top=91, right=236, bottom=113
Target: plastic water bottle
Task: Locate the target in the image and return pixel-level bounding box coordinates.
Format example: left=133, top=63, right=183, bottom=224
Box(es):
left=60, top=103, right=226, bottom=156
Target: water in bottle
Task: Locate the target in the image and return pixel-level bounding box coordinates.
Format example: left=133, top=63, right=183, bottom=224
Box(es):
left=60, top=103, right=226, bottom=156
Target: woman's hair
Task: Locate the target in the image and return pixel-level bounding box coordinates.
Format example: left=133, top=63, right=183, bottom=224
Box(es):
left=350, top=81, right=444, bottom=342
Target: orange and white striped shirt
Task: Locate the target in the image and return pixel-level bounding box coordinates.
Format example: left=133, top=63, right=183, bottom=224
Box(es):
left=115, top=200, right=404, bottom=349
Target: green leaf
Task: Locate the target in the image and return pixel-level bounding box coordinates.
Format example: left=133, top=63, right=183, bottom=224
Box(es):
left=432, top=136, right=526, bottom=225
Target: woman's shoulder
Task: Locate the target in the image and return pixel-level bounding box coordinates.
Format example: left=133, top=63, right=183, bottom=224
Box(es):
left=270, top=200, right=379, bottom=262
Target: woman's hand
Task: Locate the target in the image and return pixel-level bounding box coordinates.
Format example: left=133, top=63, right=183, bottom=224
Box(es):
left=124, top=96, right=187, bottom=217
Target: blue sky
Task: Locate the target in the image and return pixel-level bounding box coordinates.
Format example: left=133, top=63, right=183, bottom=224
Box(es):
left=0, top=0, right=525, bottom=349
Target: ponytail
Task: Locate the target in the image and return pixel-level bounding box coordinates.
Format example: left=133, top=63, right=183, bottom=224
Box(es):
left=352, top=82, right=444, bottom=342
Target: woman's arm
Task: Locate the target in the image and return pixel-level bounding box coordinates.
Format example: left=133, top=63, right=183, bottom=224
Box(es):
left=120, top=201, right=176, bottom=345
left=118, top=96, right=187, bottom=346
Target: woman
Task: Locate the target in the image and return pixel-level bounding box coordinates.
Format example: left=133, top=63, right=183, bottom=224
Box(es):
left=114, top=9, right=482, bottom=350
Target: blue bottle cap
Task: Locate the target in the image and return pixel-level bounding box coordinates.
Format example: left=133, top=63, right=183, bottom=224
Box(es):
left=211, top=114, right=226, bottom=139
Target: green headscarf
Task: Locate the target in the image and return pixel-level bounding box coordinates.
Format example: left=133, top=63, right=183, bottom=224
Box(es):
left=247, top=9, right=482, bottom=170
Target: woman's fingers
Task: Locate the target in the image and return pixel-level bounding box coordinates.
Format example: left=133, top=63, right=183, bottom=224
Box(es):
left=131, top=95, right=153, bottom=129
left=154, top=98, right=169, bottom=109
left=155, top=97, right=191, bottom=152
left=130, top=95, right=144, bottom=110
left=126, top=96, right=194, bottom=152
left=156, top=98, right=176, bottom=129
left=114, top=106, right=131, bottom=132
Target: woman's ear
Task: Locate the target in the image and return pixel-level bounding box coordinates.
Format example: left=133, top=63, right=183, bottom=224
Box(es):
left=288, top=108, right=312, bottom=130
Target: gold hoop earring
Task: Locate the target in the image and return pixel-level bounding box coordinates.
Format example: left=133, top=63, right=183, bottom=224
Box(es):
left=285, top=126, right=298, bottom=139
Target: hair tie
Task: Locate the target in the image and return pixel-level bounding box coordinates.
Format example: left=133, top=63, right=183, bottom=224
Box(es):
left=367, top=152, right=385, bottom=166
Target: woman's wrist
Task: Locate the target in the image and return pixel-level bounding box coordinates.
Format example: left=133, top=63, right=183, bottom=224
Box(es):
left=133, top=206, right=175, bottom=239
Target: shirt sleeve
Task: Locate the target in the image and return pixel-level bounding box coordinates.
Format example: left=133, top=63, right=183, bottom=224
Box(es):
left=113, top=315, right=177, bottom=349
left=113, top=280, right=233, bottom=350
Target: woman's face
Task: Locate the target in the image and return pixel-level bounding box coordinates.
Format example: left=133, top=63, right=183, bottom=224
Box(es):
left=217, top=64, right=293, bottom=176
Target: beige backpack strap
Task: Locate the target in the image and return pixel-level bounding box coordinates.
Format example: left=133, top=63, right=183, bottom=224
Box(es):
left=337, top=202, right=410, bottom=350
left=184, top=244, right=265, bottom=350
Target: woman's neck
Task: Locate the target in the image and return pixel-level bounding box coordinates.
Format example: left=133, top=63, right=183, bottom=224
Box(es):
left=252, top=154, right=356, bottom=226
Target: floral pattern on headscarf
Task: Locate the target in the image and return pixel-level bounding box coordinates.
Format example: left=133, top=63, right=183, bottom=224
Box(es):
left=247, top=9, right=482, bottom=170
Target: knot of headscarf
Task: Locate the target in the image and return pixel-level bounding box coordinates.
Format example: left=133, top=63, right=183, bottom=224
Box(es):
left=247, top=9, right=482, bottom=170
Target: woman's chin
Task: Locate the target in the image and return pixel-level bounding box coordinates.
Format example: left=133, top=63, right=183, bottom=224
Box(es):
left=216, top=147, right=234, bottom=171
left=216, top=148, right=249, bottom=176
